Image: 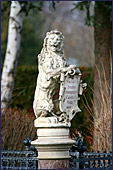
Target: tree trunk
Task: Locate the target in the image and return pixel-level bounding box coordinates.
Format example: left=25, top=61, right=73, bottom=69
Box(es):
left=1, top=1, right=25, bottom=108
left=93, top=2, right=112, bottom=152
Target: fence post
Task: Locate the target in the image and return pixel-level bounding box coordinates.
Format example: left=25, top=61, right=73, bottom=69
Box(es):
left=23, top=136, right=38, bottom=169
left=75, top=136, right=87, bottom=169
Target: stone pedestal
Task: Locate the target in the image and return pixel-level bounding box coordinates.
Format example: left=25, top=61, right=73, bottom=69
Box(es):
left=38, top=159, right=69, bottom=169
left=31, top=118, right=75, bottom=169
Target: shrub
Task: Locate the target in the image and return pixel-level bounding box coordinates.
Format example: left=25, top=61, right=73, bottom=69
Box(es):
left=1, top=108, right=36, bottom=150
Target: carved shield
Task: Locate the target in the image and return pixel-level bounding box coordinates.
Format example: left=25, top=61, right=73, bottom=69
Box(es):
left=59, top=73, right=81, bottom=121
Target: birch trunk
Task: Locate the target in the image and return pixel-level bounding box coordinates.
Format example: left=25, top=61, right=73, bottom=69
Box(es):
left=1, top=1, right=25, bottom=108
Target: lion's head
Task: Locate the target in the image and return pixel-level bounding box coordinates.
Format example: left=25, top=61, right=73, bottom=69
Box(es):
left=44, top=29, right=64, bottom=53
left=38, top=30, right=64, bottom=64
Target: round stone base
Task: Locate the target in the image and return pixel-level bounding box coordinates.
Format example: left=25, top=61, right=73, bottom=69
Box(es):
left=31, top=118, right=75, bottom=169
left=38, top=159, right=69, bottom=169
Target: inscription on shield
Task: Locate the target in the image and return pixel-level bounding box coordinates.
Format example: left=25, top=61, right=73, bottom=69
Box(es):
left=59, top=74, right=81, bottom=121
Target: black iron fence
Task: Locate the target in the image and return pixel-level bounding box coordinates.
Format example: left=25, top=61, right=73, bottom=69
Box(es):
left=1, top=150, right=38, bottom=169
left=70, top=151, right=112, bottom=169
left=69, top=135, right=112, bottom=169
left=1, top=136, right=112, bottom=169
left=1, top=137, right=38, bottom=169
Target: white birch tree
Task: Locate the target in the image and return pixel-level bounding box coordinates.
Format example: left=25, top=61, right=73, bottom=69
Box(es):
left=1, top=1, right=25, bottom=108
left=1, top=1, right=56, bottom=109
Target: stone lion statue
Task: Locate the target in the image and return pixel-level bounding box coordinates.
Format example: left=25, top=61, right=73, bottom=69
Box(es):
left=33, top=30, right=76, bottom=121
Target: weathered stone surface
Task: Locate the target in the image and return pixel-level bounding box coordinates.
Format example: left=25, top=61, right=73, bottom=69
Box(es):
left=33, top=30, right=86, bottom=124
left=38, top=159, right=69, bottom=169
left=34, top=117, right=71, bottom=128
left=37, top=127, right=69, bottom=138
left=31, top=125, right=75, bottom=159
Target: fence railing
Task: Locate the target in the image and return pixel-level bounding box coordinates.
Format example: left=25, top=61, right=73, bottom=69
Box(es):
left=70, top=151, right=112, bottom=169
left=1, top=150, right=38, bottom=169
left=1, top=136, right=112, bottom=169
left=1, top=137, right=38, bottom=169
left=70, top=135, right=112, bottom=169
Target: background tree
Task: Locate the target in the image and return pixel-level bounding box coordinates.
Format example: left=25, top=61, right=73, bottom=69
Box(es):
left=93, top=1, right=112, bottom=152
left=1, top=1, right=46, bottom=108
left=73, top=1, right=112, bottom=151
left=1, top=1, right=58, bottom=109
left=1, top=1, right=25, bottom=109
